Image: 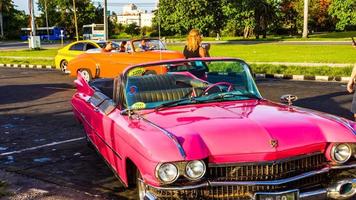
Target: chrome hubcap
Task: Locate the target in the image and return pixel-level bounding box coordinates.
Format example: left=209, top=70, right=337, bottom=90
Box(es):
left=81, top=70, right=90, bottom=82
left=60, top=61, right=67, bottom=71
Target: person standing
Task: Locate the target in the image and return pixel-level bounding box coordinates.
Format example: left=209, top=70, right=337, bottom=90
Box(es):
left=183, top=29, right=209, bottom=59
left=347, top=64, right=356, bottom=120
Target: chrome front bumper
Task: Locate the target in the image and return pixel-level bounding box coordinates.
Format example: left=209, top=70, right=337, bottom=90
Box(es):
left=143, top=164, right=356, bottom=200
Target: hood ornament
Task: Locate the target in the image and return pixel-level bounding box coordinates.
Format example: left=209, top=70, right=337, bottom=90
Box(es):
left=270, top=139, right=278, bottom=148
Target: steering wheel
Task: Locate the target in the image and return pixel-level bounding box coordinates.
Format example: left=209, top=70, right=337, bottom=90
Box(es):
left=202, top=82, right=234, bottom=95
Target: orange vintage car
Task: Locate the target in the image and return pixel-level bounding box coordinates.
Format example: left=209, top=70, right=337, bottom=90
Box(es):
left=67, top=38, right=184, bottom=81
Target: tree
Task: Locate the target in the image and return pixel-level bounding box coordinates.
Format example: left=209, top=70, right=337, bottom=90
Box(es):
left=154, top=0, right=224, bottom=36
left=38, top=0, right=96, bottom=38
left=0, top=0, right=28, bottom=39
left=125, top=23, right=140, bottom=37
left=329, top=0, right=356, bottom=31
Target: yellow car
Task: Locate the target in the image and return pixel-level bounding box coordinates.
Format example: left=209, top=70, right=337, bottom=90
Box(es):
left=54, top=40, right=118, bottom=72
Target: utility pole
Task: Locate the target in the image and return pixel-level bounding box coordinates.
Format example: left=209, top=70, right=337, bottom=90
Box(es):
left=0, top=1, right=3, bottom=39
left=302, top=0, right=309, bottom=38
left=45, top=0, right=50, bottom=41
left=103, top=0, right=108, bottom=41
left=29, top=0, right=36, bottom=36
left=73, top=0, right=79, bottom=41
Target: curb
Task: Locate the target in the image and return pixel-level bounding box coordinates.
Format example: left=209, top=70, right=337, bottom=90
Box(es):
left=0, top=63, right=351, bottom=83
left=0, top=63, right=56, bottom=70
left=255, top=73, right=350, bottom=82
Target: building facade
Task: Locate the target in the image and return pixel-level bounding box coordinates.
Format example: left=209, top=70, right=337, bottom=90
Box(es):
left=117, top=3, right=153, bottom=28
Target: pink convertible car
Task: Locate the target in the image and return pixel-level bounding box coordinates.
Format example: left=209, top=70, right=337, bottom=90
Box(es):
left=71, top=58, right=356, bottom=200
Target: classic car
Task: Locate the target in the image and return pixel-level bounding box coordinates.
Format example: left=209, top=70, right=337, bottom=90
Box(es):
left=71, top=57, right=356, bottom=200
left=66, top=38, right=184, bottom=82
left=54, top=40, right=120, bottom=72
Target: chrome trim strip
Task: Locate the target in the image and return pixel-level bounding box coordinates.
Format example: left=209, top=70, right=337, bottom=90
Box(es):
left=330, top=163, right=356, bottom=169
left=208, top=152, right=323, bottom=167
left=148, top=182, right=209, bottom=190
left=299, top=189, right=327, bottom=200
left=144, top=163, right=356, bottom=190
left=72, top=104, right=122, bottom=160
left=141, top=117, right=187, bottom=159
left=144, top=192, right=157, bottom=200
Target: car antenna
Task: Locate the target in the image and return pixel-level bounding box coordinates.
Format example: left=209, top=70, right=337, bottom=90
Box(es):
left=158, top=5, right=162, bottom=61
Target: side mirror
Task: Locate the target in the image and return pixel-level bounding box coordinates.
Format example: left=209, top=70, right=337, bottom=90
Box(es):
left=280, top=94, right=298, bottom=106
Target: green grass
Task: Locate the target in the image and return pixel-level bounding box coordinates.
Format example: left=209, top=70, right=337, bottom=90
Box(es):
left=0, top=49, right=56, bottom=66
left=164, top=31, right=356, bottom=41
left=251, top=64, right=353, bottom=77
left=0, top=49, right=58, bottom=57
left=168, top=44, right=356, bottom=63
left=0, top=58, right=54, bottom=66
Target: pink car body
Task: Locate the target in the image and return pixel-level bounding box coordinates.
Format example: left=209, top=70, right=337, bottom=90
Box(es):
left=71, top=58, right=356, bottom=200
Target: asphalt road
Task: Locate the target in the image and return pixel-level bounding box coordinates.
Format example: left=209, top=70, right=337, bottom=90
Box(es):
left=0, top=67, right=354, bottom=199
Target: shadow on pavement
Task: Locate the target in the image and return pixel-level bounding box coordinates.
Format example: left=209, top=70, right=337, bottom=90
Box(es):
left=0, top=83, right=74, bottom=105
left=295, top=91, right=353, bottom=120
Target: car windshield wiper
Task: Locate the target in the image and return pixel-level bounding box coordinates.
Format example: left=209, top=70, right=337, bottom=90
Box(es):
left=155, top=97, right=199, bottom=111
left=207, top=92, right=261, bottom=101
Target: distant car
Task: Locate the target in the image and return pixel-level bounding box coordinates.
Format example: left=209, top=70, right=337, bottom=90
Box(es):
left=54, top=40, right=119, bottom=72
left=72, top=57, right=356, bottom=200
left=66, top=38, right=184, bottom=82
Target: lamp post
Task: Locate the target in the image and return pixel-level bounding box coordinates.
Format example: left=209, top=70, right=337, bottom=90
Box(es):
left=302, top=0, right=309, bottom=38
left=103, top=0, right=108, bottom=41
left=73, top=0, right=79, bottom=41
left=45, top=0, right=50, bottom=41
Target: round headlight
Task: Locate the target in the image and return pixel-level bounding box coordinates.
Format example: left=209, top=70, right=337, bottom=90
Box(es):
left=185, top=160, right=206, bottom=180
left=156, top=163, right=179, bottom=183
left=331, top=143, right=352, bottom=164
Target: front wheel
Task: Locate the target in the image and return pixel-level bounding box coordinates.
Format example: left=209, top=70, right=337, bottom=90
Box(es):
left=60, top=60, right=68, bottom=72
left=79, top=69, right=92, bottom=82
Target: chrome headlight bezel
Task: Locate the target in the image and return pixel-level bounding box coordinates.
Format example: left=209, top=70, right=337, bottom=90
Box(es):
left=155, top=163, right=179, bottom=184
left=331, top=143, right=352, bottom=164
left=185, top=160, right=206, bottom=181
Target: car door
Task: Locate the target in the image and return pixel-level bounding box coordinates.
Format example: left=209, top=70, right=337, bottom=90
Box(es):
left=73, top=74, right=123, bottom=170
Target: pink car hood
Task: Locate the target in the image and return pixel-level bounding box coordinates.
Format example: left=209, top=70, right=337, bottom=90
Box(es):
left=143, top=100, right=356, bottom=163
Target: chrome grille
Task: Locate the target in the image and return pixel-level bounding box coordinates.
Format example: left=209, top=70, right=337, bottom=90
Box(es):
left=148, top=174, right=327, bottom=200
left=208, top=153, right=326, bottom=181
left=147, top=153, right=329, bottom=200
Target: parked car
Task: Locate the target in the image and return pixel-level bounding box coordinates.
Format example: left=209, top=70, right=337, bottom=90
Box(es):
left=66, top=38, right=184, bottom=82
left=71, top=57, right=356, bottom=200
left=54, top=40, right=119, bottom=72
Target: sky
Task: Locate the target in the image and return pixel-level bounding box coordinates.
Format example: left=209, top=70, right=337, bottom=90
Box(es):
left=12, top=0, right=157, bottom=15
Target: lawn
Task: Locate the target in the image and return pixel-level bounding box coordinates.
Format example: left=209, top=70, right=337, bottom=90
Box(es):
left=168, top=44, right=356, bottom=64
left=0, top=48, right=58, bottom=57
left=165, top=31, right=356, bottom=42
left=0, top=43, right=355, bottom=70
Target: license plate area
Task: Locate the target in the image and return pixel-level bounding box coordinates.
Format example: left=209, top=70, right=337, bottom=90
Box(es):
left=255, top=190, right=299, bottom=200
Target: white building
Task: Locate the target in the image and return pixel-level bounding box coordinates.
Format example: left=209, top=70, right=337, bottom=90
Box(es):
left=117, top=3, right=153, bottom=28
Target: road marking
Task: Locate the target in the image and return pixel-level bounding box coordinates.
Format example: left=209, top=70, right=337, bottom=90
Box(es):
left=0, top=137, right=85, bottom=156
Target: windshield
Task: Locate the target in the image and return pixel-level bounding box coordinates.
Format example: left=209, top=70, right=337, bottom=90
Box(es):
left=124, top=59, right=261, bottom=110
left=132, top=39, right=166, bottom=51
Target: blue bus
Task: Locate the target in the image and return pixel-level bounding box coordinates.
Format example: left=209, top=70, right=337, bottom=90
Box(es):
left=20, top=26, right=65, bottom=41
